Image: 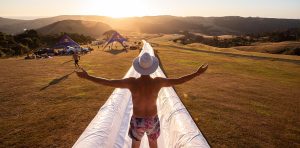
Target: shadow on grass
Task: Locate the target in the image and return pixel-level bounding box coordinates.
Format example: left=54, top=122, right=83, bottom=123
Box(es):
left=105, top=49, right=127, bottom=55
left=62, top=60, right=73, bottom=65
left=40, top=71, right=75, bottom=91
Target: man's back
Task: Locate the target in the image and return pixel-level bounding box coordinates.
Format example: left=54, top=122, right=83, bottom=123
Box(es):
left=129, top=75, right=162, bottom=117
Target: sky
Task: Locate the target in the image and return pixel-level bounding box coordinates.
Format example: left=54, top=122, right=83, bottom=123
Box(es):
left=1, top=0, right=300, bottom=19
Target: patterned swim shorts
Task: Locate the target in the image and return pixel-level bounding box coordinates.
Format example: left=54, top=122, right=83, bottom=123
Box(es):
left=128, top=115, right=160, bottom=141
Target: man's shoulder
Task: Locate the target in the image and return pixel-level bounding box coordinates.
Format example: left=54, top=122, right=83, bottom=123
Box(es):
left=123, top=77, right=136, bottom=86
left=153, top=77, right=167, bottom=84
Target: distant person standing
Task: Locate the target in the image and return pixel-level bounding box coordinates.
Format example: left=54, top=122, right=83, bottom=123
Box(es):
left=73, top=51, right=80, bottom=68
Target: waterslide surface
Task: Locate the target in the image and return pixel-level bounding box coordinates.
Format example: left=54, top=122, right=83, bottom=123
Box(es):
left=73, top=41, right=210, bottom=148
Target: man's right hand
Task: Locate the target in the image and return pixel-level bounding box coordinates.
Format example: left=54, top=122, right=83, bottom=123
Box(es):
left=76, top=68, right=89, bottom=78
left=196, top=63, right=208, bottom=75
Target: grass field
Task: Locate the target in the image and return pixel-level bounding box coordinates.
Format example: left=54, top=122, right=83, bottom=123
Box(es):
left=1, top=35, right=300, bottom=147
left=233, top=41, right=300, bottom=55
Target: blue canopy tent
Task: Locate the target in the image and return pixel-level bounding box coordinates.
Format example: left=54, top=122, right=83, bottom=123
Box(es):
left=53, top=34, right=80, bottom=49
left=103, top=32, right=127, bottom=50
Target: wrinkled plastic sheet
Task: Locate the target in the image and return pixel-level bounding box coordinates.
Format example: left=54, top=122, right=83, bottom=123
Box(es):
left=73, top=41, right=210, bottom=148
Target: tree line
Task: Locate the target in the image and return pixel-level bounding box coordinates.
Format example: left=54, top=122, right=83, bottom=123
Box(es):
left=0, top=30, right=95, bottom=57
left=174, top=28, right=300, bottom=48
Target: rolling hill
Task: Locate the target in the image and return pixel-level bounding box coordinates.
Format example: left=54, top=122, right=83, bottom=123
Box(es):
left=233, top=41, right=300, bottom=55
left=0, top=15, right=300, bottom=35
left=0, top=17, right=27, bottom=27
left=36, top=20, right=112, bottom=37
left=0, top=15, right=111, bottom=34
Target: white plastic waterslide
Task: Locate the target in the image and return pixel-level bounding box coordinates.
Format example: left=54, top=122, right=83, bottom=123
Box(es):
left=73, top=41, right=210, bottom=148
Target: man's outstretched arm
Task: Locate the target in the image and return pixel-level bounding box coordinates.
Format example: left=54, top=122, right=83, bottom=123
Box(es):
left=157, top=63, right=208, bottom=87
left=76, top=68, right=132, bottom=88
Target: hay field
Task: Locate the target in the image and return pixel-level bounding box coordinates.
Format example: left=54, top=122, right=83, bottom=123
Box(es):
left=233, top=41, right=300, bottom=55
left=1, top=35, right=300, bottom=147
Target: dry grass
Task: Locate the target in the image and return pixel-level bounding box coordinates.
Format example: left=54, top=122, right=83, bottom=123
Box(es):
left=1, top=35, right=300, bottom=147
left=0, top=47, right=136, bottom=147
left=192, top=32, right=236, bottom=39
left=157, top=46, right=300, bottom=147
left=233, top=41, right=300, bottom=55
left=150, top=34, right=300, bottom=61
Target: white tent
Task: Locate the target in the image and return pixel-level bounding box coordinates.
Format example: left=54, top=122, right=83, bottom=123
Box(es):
left=73, top=40, right=210, bottom=148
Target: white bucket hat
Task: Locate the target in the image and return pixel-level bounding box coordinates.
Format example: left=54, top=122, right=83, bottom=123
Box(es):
left=133, top=52, right=159, bottom=75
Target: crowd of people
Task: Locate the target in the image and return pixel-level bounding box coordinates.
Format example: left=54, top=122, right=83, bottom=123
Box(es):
left=24, top=46, right=93, bottom=60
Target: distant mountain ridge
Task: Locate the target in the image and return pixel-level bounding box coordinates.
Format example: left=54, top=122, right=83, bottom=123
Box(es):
left=36, top=20, right=111, bottom=37
left=0, top=15, right=300, bottom=36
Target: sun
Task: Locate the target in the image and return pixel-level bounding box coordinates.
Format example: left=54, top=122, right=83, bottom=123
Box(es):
left=90, top=0, right=149, bottom=18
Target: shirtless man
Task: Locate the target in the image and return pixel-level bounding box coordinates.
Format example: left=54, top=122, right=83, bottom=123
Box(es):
left=73, top=51, right=80, bottom=68
left=76, top=52, right=208, bottom=148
